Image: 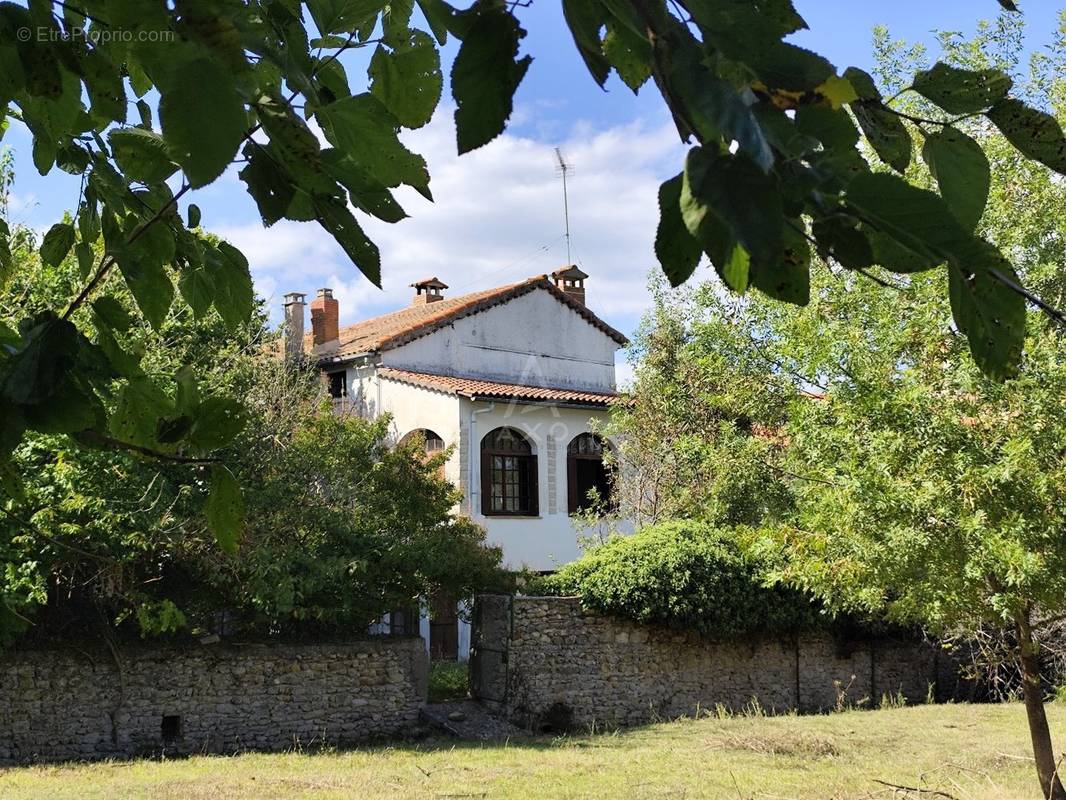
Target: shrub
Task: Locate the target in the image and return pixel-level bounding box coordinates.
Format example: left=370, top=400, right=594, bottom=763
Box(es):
left=428, top=661, right=469, bottom=703
left=532, top=520, right=821, bottom=638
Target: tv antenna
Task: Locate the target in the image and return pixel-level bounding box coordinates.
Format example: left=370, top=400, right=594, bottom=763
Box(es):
left=554, top=147, right=574, bottom=263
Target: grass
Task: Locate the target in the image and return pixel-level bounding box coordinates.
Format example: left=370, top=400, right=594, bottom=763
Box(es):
left=0, top=703, right=1063, bottom=799
left=427, top=660, right=469, bottom=703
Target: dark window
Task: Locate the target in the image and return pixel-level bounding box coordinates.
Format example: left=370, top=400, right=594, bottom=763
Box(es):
left=567, top=433, right=613, bottom=514
left=481, top=427, right=538, bottom=516
left=389, top=606, right=420, bottom=637
left=161, top=715, right=182, bottom=742
left=327, top=371, right=347, bottom=398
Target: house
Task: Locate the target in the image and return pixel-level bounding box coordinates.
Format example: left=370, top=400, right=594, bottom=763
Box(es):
left=281, top=266, right=628, bottom=659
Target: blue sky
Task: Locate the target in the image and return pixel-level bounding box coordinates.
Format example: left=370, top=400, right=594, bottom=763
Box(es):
left=4, top=1, right=1063, bottom=381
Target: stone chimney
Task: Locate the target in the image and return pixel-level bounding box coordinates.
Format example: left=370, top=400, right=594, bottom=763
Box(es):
left=282, top=292, right=306, bottom=362
left=411, top=277, right=448, bottom=306
left=310, top=288, right=339, bottom=348
left=551, top=265, right=588, bottom=306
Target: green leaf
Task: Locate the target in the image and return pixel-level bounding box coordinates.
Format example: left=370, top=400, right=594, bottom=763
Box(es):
left=188, top=396, right=245, bottom=450
left=912, top=62, right=1012, bottom=115
left=75, top=241, right=95, bottom=279
left=137, top=99, right=153, bottom=128
left=655, top=173, right=702, bottom=287
left=314, top=195, right=382, bottom=286
left=794, top=106, right=858, bottom=152
left=682, top=147, right=783, bottom=265
left=602, top=16, right=651, bottom=93
left=369, top=29, right=442, bottom=129
left=749, top=221, right=810, bottom=305
left=947, top=239, right=1026, bottom=380
left=238, top=142, right=297, bottom=226
left=811, top=217, right=873, bottom=270
left=187, top=203, right=201, bottom=228
left=81, top=48, right=126, bottom=125
left=986, top=98, right=1066, bottom=176
left=0, top=457, right=25, bottom=504
left=668, top=41, right=773, bottom=171
left=318, top=93, right=430, bottom=190
left=91, top=296, right=132, bottom=332
left=209, top=242, right=254, bottom=331
left=921, top=127, right=990, bottom=233
left=322, top=149, right=408, bottom=223
left=204, top=463, right=243, bottom=554
left=306, top=0, right=382, bottom=35
left=39, top=223, right=75, bottom=267
left=108, top=128, right=178, bottom=184
left=844, top=67, right=911, bottom=173
left=0, top=314, right=79, bottom=405
left=179, top=262, right=215, bottom=318
left=175, top=365, right=200, bottom=415
left=108, top=378, right=172, bottom=448
left=451, top=2, right=532, bottom=154
left=562, top=0, right=608, bottom=87
left=845, top=172, right=970, bottom=269
left=159, top=57, right=247, bottom=187
left=416, top=0, right=454, bottom=44
left=115, top=251, right=174, bottom=330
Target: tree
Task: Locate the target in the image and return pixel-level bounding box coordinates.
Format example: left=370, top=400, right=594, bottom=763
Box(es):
left=609, top=20, right=1066, bottom=797
left=0, top=216, right=501, bottom=645
left=2, top=0, right=1066, bottom=545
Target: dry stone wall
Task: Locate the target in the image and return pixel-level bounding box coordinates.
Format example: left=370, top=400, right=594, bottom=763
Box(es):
left=472, top=595, right=959, bottom=730
left=0, top=638, right=427, bottom=765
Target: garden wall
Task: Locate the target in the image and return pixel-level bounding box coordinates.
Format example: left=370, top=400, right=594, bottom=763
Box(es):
left=0, top=638, right=427, bottom=765
left=471, top=595, right=963, bottom=730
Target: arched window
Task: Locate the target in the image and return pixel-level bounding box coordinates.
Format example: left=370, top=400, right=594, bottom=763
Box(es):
left=567, top=433, right=612, bottom=514
left=481, top=427, right=538, bottom=516
left=399, top=428, right=445, bottom=456
left=399, top=429, right=446, bottom=478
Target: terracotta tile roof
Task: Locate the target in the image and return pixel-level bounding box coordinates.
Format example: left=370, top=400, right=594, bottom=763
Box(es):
left=306, top=275, right=628, bottom=360
left=378, top=368, right=619, bottom=406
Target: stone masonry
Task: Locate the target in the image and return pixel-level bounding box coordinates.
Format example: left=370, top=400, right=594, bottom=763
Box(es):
left=472, top=595, right=960, bottom=731
left=0, top=638, right=427, bottom=765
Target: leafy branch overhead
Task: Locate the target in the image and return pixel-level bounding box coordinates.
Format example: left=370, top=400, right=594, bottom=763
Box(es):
left=0, top=0, right=1057, bottom=546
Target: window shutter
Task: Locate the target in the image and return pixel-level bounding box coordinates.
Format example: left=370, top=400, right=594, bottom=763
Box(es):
left=480, top=450, right=492, bottom=515
left=566, top=454, right=577, bottom=514
left=529, top=455, right=539, bottom=515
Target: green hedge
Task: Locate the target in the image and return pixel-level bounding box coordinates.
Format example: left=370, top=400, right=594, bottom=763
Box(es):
left=532, top=521, right=822, bottom=638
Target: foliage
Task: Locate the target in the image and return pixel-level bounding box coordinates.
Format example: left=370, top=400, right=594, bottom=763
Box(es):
left=0, top=240, right=502, bottom=644
left=1, top=0, right=1064, bottom=547
left=609, top=23, right=1066, bottom=795
left=533, top=520, right=822, bottom=639
left=598, top=278, right=794, bottom=530
left=428, top=660, right=469, bottom=703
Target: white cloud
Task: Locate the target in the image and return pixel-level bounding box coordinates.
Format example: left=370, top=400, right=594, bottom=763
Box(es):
left=217, top=106, right=690, bottom=337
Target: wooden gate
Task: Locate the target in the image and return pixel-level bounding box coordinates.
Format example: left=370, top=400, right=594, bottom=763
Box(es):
left=430, top=591, right=458, bottom=661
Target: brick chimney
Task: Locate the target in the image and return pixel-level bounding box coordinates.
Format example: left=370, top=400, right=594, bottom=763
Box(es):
left=411, top=277, right=448, bottom=306
left=551, top=265, right=588, bottom=306
left=310, top=288, right=339, bottom=348
left=282, top=292, right=306, bottom=362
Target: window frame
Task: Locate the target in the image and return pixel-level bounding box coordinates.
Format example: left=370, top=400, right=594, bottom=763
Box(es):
left=480, top=427, right=539, bottom=517
left=566, top=433, right=613, bottom=515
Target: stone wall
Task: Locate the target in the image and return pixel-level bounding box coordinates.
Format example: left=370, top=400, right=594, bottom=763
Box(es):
left=0, top=638, right=427, bottom=765
left=471, top=595, right=961, bottom=730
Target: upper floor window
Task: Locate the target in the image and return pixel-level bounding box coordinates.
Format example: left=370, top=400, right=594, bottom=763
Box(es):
left=567, top=433, right=612, bottom=514
left=327, top=370, right=347, bottom=398
left=400, top=428, right=445, bottom=456
left=481, top=427, right=538, bottom=516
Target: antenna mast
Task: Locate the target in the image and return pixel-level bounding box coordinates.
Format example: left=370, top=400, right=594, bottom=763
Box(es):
left=555, top=147, right=573, bottom=264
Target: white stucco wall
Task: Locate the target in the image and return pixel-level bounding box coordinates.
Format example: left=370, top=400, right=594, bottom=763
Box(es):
left=459, top=397, right=615, bottom=571
left=381, top=289, right=620, bottom=392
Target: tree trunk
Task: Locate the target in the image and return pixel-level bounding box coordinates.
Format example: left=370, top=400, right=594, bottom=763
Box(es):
left=1015, top=610, right=1066, bottom=800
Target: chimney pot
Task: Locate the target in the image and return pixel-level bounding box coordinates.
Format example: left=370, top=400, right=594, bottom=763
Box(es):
left=283, top=292, right=306, bottom=362
left=551, top=265, right=588, bottom=306
left=310, top=287, right=339, bottom=348
left=411, top=277, right=448, bottom=306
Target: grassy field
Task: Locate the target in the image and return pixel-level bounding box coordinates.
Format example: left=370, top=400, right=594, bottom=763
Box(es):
left=1, top=703, right=1062, bottom=799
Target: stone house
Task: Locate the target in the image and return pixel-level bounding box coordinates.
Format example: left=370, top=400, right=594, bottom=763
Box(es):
left=282, top=266, right=629, bottom=660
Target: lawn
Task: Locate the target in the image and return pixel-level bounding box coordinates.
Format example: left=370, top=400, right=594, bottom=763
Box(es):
left=1, top=703, right=1062, bottom=799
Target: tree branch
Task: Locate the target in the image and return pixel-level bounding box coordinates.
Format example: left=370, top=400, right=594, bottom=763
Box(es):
left=76, top=430, right=220, bottom=464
